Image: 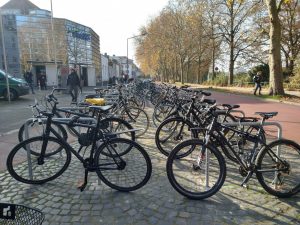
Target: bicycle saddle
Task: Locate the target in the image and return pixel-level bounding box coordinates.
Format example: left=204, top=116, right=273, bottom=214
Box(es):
left=255, top=112, right=278, bottom=119
left=203, top=99, right=216, bottom=104
left=222, top=104, right=240, bottom=110
left=89, top=104, right=115, bottom=112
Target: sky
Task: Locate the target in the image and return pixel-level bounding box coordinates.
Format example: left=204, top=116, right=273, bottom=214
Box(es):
left=0, top=0, right=169, bottom=61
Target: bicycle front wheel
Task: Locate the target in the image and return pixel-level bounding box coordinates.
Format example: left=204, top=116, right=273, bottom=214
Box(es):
left=95, top=138, right=152, bottom=192
left=256, top=139, right=300, bottom=198
left=7, top=136, right=71, bottom=184
left=166, top=139, right=226, bottom=200
left=120, top=106, right=150, bottom=137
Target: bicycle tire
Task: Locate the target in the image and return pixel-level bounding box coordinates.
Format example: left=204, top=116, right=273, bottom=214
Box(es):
left=18, top=122, right=68, bottom=143
left=152, top=103, right=175, bottom=127
left=99, top=117, right=136, bottom=141
left=155, top=117, right=198, bottom=157
left=166, top=139, right=226, bottom=200
left=18, top=123, right=68, bottom=157
left=7, top=136, right=71, bottom=185
left=120, top=106, right=150, bottom=137
left=256, top=139, right=300, bottom=198
left=95, top=138, right=152, bottom=192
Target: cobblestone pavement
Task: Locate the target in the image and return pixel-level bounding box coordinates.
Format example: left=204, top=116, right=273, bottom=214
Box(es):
left=0, top=106, right=299, bottom=225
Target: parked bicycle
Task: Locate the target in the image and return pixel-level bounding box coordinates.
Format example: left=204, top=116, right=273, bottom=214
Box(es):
left=166, top=104, right=300, bottom=199
left=7, top=94, right=152, bottom=192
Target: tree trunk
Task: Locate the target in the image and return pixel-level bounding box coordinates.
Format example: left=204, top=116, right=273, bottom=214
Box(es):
left=265, top=0, right=285, bottom=95
left=197, top=56, right=201, bottom=84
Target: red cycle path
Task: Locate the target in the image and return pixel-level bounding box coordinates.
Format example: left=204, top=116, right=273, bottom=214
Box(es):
left=208, top=91, right=300, bottom=142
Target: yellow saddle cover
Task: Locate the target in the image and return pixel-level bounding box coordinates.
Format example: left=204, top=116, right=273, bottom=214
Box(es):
left=85, top=98, right=106, bottom=106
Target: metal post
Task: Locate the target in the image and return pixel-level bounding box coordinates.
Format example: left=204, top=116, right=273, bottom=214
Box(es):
left=126, top=33, right=147, bottom=79
left=50, top=0, right=58, bottom=86
left=126, top=38, right=129, bottom=77
left=0, top=11, right=10, bottom=103
left=24, top=120, right=33, bottom=179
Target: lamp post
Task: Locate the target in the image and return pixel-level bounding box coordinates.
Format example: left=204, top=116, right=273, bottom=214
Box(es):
left=50, top=0, right=58, bottom=86
left=0, top=9, right=10, bottom=102
left=126, top=32, right=147, bottom=78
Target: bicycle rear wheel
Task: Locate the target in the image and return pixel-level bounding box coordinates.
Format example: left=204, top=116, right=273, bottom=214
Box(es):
left=256, top=139, right=300, bottom=198
left=166, top=139, right=226, bottom=200
left=95, top=138, right=152, bottom=192
left=155, top=117, right=198, bottom=157
left=152, top=103, right=175, bottom=127
left=99, top=117, right=136, bottom=141
left=7, top=136, right=71, bottom=184
left=120, top=106, right=150, bottom=137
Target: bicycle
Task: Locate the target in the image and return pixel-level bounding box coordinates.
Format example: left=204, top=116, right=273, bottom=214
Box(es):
left=18, top=88, right=136, bottom=144
left=166, top=105, right=300, bottom=199
left=7, top=100, right=152, bottom=192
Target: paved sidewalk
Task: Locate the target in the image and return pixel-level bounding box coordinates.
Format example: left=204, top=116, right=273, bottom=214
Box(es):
left=0, top=106, right=299, bottom=225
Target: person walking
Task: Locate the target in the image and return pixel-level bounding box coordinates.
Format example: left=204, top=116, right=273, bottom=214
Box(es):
left=67, top=68, right=81, bottom=103
left=253, top=71, right=262, bottom=95
left=24, top=70, right=35, bottom=94
left=40, top=73, right=47, bottom=90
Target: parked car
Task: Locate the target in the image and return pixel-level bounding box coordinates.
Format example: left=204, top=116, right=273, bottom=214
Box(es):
left=0, top=69, right=30, bottom=100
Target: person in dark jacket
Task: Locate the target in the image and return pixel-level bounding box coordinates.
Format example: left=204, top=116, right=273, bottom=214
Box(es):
left=67, top=68, right=81, bottom=102
left=24, top=70, right=35, bottom=94
left=253, top=71, right=262, bottom=95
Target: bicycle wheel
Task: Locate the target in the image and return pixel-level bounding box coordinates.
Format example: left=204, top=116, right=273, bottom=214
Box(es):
left=7, top=136, right=71, bottom=185
left=152, top=103, right=175, bottom=127
left=99, top=117, right=136, bottom=141
left=120, top=106, right=150, bottom=137
left=256, top=139, right=300, bottom=198
left=18, top=122, right=68, bottom=143
left=166, top=139, right=226, bottom=200
left=95, top=138, right=152, bottom=192
left=18, top=123, right=68, bottom=157
left=155, top=117, right=198, bottom=157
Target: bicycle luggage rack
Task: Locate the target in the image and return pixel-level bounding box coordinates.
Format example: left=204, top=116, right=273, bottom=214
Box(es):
left=0, top=202, right=44, bottom=225
left=204, top=120, right=282, bottom=190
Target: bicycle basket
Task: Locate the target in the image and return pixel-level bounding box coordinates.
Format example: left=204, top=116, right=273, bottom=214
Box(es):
left=0, top=203, right=44, bottom=225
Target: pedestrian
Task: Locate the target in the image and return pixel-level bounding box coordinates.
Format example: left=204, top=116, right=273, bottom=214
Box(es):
left=67, top=68, right=81, bottom=103
left=40, top=73, right=47, bottom=90
left=253, top=71, right=262, bottom=95
left=24, top=70, right=35, bottom=94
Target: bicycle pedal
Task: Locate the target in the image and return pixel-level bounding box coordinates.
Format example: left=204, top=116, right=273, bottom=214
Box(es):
left=192, top=163, right=201, bottom=171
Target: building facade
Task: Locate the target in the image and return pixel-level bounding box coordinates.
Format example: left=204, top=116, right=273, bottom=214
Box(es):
left=0, top=0, right=101, bottom=87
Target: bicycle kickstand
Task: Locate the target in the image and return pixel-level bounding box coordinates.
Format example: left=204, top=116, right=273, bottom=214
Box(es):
left=240, top=171, right=253, bottom=189
left=78, top=169, right=88, bottom=192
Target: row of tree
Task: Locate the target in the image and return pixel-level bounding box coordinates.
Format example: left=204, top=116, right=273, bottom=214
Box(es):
left=135, top=0, right=300, bottom=95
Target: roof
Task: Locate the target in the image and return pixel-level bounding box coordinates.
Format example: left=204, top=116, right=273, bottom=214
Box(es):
left=0, top=0, right=40, bottom=15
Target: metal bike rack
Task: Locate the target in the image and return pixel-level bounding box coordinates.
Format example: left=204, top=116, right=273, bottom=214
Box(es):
left=222, top=121, right=282, bottom=140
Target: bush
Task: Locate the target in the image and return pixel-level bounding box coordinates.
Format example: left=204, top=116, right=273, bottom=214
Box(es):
left=233, top=72, right=252, bottom=87
left=287, top=63, right=300, bottom=90
left=203, top=73, right=228, bottom=86
left=248, top=64, right=269, bottom=82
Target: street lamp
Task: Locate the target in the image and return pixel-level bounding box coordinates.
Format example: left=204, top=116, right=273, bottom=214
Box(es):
left=126, top=32, right=147, bottom=78
left=0, top=8, right=10, bottom=102
left=50, top=0, right=58, bottom=86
